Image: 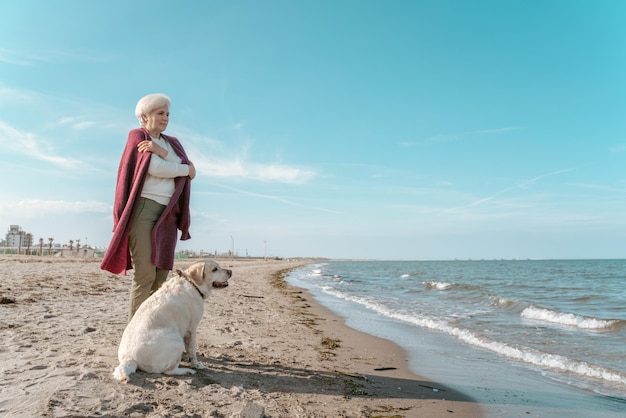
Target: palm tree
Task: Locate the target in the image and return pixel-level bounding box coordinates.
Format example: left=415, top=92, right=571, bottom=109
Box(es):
left=39, top=238, right=44, bottom=256
left=26, top=233, right=32, bottom=255
left=48, top=238, right=54, bottom=256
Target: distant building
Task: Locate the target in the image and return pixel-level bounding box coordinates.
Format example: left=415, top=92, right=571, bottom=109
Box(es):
left=5, top=225, right=33, bottom=248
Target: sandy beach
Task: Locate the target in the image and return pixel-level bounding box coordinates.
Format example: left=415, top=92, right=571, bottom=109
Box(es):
left=0, top=256, right=483, bottom=417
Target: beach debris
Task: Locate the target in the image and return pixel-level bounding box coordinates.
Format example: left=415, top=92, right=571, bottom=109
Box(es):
left=318, top=336, right=341, bottom=360
left=369, top=404, right=413, bottom=416
left=321, top=336, right=341, bottom=349
left=0, top=296, right=16, bottom=304
left=374, top=367, right=397, bottom=371
left=418, top=383, right=446, bottom=392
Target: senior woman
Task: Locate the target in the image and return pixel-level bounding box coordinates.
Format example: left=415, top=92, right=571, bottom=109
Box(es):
left=101, top=93, right=196, bottom=320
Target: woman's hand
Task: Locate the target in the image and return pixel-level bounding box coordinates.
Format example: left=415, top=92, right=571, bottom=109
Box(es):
left=188, top=161, right=196, bottom=180
left=137, top=140, right=167, bottom=159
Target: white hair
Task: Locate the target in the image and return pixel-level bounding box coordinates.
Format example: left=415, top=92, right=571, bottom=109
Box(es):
left=135, top=93, right=171, bottom=127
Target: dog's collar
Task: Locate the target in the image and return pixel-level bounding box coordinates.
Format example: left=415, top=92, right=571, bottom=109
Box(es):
left=186, top=278, right=205, bottom=299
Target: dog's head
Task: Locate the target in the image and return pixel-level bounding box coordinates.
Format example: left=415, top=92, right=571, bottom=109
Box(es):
left=176, top=260, right=232, bottom=293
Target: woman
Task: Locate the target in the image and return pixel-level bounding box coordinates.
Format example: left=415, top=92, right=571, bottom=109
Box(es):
left=101, top=93, right=196, bottom=320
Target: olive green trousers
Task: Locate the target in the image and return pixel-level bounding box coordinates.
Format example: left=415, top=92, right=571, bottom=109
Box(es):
left=128, top=197, right=169, bottom=320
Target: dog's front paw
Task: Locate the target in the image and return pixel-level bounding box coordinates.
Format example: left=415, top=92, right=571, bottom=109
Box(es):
left=192, top=361, right=207, bottom=370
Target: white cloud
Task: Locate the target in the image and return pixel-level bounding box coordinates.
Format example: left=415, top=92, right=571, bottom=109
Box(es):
left=214, top=184, right=342, bottom=214
left=73, top=121, right=98, bottom=130
left=53, top=117, right=97, bottom=129
left=0, top=121, right=83, bottom=169
left=176, top=123, right=317, bottom=184
left=46, top=105, right=127, bottom=132
left=256, top=164, right=315, bottom=183
left=0, top=199, right=113, bottom=247
left=0, top=47, right=42, bottom=66
left=448, top=168, right=574, bottom=212
left=0, top=46, right=113, bottom=66
left=193, top=150, right=315, bottom=184
left=0, top=199, right=110, bottom=218
left=0, top=85, right=36, bottom=103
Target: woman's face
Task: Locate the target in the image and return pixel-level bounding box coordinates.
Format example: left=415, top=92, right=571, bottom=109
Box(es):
left=144, top=105, right=169, bottom=135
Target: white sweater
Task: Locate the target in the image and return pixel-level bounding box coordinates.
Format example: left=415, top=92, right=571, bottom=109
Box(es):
left=141, top=135, right=190, bottom=205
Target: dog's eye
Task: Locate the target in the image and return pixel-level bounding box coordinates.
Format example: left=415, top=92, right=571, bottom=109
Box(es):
left=212, top=267, right=218, bottom=272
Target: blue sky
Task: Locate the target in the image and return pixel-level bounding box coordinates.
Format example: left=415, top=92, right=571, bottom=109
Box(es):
left=1, top=0, right=625, bottom=260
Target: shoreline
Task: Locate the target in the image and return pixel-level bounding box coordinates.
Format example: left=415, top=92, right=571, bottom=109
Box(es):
left=0, top=256, right=483, bottom=417
left=271, top=262, right=485, bottom=416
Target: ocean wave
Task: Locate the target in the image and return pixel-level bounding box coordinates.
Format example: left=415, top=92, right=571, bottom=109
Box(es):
left=307, top=270, right=345, bottom=284
left=320, top=286, right=452, bottom=331
left=489, top=297, right=527, bottom=311
left=521, top=306, right=623, bottom=330
left=404, top=316, right=626, bottom=386
left=491, top=297, right=516, bottom=307
left=317, top=287, right=626, bottom=388
left=454, top=330, right=626, bottom=387
left=424, top=281, right=454, bottom=290
left=422, top=281, right=481, bottom=292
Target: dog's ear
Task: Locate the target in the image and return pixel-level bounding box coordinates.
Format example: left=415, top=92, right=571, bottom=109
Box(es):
left=176, top=269, right=185, bottom=277
left=185, top=262, right=206, bottom=286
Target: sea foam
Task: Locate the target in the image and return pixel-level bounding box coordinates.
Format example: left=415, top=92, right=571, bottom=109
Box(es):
left=424, top=281, right=454, bottom=290
left=521, top=306, right=622, bottom=330
left=318, top=285, right=626, bottom=388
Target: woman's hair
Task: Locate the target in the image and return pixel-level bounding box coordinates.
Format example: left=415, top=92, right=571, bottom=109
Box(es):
left=135, top=93, right=171, bottom=126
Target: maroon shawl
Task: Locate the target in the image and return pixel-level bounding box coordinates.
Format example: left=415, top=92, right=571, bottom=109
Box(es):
left=100, top=128, right=191, bottom=275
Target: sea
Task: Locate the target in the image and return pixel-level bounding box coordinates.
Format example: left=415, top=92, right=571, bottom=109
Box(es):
left=285, top=259, right=626, bottom=417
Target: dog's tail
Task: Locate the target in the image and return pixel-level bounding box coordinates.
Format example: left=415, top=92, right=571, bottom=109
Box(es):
left=113, top=359, right=137, bottom=383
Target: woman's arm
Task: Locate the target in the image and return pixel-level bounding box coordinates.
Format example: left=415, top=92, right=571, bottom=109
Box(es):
left=187, top=161, right=196, bottom=180
left=146, top=154, right=190, bottom=178
left=138, top=139, right=193, bottom=179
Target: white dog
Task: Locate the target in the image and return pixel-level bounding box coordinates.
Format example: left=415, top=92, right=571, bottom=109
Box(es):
left=113, top=260, right=232, bottom=382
